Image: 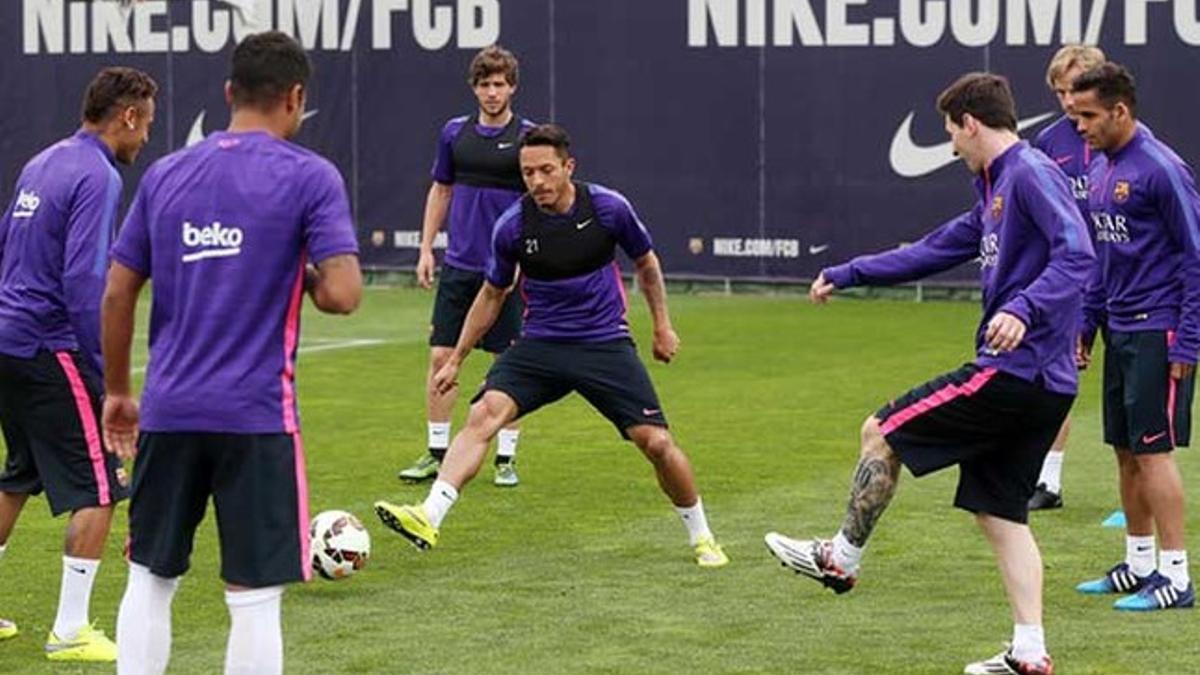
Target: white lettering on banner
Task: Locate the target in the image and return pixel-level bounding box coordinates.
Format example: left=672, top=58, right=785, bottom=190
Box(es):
left=712, top=238, right=800, bottom=258
left=392, top=231, right=448, bottom=249
left=686, top=0, right=1200, bottom=48
left=23, top=0, right=500, bottom=55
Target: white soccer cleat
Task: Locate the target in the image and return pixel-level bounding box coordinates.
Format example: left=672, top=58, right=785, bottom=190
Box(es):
left=764, top=531, right=856, bottom=594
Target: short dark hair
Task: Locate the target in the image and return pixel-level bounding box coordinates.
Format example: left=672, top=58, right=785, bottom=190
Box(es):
left=468, top=44, right=519, bottom=87
left=1072, top=62, right=1137, bottom=117
left=936, top=72, right=1018, bottom=131
left=520, top=124, right=571, bottom=159
left=81, top=67, right=158, bottom=123
left=229, top=31, right=311, bottom=108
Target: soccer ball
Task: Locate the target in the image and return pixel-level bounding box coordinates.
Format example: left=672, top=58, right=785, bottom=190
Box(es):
left=310, top=510, right=371, bottom=580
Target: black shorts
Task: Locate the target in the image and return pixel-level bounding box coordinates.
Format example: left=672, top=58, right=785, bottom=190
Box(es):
left=429, top=264, right=523, bottom=353
left=127, top=432, right=310, bottom=587
left=473, top=338, right=668, bottom=439
left=1103, top=330, right=1195, bottom=453
left=0, top=351, right=129, bottom=516
left=876, top=364, right=1073, bottom=524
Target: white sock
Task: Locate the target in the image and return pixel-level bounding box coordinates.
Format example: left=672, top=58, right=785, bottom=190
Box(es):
left=1037, top=451, right=1064, bottom=494
left=1159, top=550, right=1190, bottom=591
left=0, top=543, right=6, bottom=561
left=117, top=563, right=179, bottom=675
left=422, top=480, right=459, bottom=528
left=428, top=422, right=451, bottom=452
left=1126, top=535, right=1156, bottom=577
left=53, top=556, right=100, bottom=639
left=831, top=531, right=864, bottom=575
left=674, top=497, right=714, bottom=546
left=1011, top=623, right=1047, bottom=663
left=224, top=586, right=283, bottom=675
left=496, top=429, right=519, bottom=460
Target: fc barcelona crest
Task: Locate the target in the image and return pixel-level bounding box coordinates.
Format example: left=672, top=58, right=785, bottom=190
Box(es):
left=991, top=195, right=1004, bottom=219
left=1114, top=180, right=1131, bottom=203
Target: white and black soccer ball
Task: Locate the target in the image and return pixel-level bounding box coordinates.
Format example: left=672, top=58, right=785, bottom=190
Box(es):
left=310, top=510, right=371, bottom=580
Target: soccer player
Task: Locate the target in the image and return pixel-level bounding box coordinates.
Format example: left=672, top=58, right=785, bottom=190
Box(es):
left=376, top=124, right=729, bottom=568
left=102, top=32, right=361, bottom=674
left=397, top=45, right=535, bottom=488
left=0, top=66, right=158, bottom=662
left=764, top=73, right=1093, bottom=674
left=1071, top=63, right=1198, bottom=611
left=1026, top=44, right=1106, bottom=511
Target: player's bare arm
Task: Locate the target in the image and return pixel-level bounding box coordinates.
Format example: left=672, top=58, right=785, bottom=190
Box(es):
left=417, top=182, right=453, bottom=289
left=100, top=261, right=147, bottom=460
left=307, top=253, right=362, bottom=314
left=434, top=281, right=511, bottom=394
left=634, top=252, right=678, bottom=363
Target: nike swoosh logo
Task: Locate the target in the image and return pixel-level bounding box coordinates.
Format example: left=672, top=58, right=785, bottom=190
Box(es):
left=1141, top=431, right=1168, bottom=445
left=642, top=408, right=661, bottom=416
left=1054, top=155, right=1074, bottom=165
left=576, top=218, right=593, bottom=230
left=888, top=111, right=1055, bottom=178
left=808, top=244, right=829, bottom=255
left=69, top=566, right=88, bottom=574
left=498, top=142, right=515, bottom=149
left=186, top=109, right=319, bottom=147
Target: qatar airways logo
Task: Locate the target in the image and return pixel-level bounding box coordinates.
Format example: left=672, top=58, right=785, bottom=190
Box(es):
left=978, top=233, right=999, bottom=269
left=182, top=220, right=244, bottom=263
left=1091, top=212, right=1130, bottom=244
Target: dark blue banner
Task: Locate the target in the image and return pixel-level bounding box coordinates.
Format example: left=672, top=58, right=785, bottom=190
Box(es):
left=3, top=0, right=1199, bottom=280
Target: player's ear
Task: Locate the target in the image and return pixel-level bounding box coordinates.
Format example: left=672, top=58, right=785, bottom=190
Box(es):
left=224, top=80, right=234, bottom=107
left=121, top=105, right=137, bottom=131
left=288, top=83, right=305, bottom=114
left=564, top=156, right=576, bottom=175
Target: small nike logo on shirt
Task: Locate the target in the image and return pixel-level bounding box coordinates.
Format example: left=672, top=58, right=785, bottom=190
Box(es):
left=498, top=142, right=515, bottom=149
left=1054, top=155, right=1074, bottom=165
left=808, top=244, right=829, bottom=255
left=576, top=218, right=593, bottom=230
left=1141, top=431, right=1168, bottom=445
left=642, top=408, right=661, bottom=416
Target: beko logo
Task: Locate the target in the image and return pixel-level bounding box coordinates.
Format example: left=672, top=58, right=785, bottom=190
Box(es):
left=182, top=221, right=244, bottom=262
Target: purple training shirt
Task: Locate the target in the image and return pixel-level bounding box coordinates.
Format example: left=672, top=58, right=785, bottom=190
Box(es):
left=487, top=183, right=653, bottom=342
left=1081, top=126, right=1200, bottom=364
left=823, top=141, right=1095, bottom=395
left=111, top=131, right=360, bottom=433
left=0, top=130, right=121, bottom=375
left=432, top=115, right=537, bottom=273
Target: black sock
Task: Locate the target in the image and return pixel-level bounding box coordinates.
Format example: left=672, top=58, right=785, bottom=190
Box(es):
left=429, top=447, right=447, bottom=463
left=494, top=455, right=513, bottom=466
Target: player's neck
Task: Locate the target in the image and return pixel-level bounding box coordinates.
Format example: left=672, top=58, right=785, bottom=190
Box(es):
left=1110, top=122, right=1138, bottom=154
left=478, top=107, right=513, bottom=128
left=543, top=183, right=577, bottom=216
left=979, top=130, right=1020, bottom=172
left=80, top=121, right=119, bottom=158
left=227, top=109, right=289, bottom=139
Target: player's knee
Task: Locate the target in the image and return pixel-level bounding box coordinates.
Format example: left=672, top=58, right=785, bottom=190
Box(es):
left=429, top=348, right=454, bottom=372
left=633, top=427, right=675, bottom=462
left=860, top=416, right=886, bottom=451
left=466, top=393, right=513, bottom=433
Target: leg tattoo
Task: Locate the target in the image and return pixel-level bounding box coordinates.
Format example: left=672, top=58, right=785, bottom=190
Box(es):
left=839, top=453, right=900, bottom=547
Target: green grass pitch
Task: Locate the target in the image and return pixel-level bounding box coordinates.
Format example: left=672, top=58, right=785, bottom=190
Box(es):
left=0, top=287, right=1195, bottom=673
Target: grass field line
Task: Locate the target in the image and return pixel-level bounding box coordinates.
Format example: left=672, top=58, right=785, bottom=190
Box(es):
left=130, top=338, right=389, bottom=374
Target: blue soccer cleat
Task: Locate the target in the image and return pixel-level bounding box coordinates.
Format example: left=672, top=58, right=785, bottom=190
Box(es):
left=1113, top=572, right=1195, bottom=611
left=1075, top=562, right=1149, bottom=595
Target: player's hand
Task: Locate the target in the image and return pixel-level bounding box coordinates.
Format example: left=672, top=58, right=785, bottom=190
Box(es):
left=809, top=273, right=835, bottom=305
left=985, top=311, right=1026, bottom=353
left=433, top=359, right=461, bottom=395
left=102, top=394, right=140, bottom=461
left=416, top=250, right=436, bottom=290
left=1170, top=362, right=1195, bottom=380
left=653, top=328, right=680, bottom=363
left=1075, top=334, right=1093, bottom=370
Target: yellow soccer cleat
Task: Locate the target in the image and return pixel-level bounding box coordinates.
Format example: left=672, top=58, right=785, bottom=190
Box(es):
left=694, top=537, right=730, bottom=568
left=0, top=618, right=17, bottom=641
left=374, top=501, right=439, bottom=551
left=44, top=622, right=116, bottom=662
